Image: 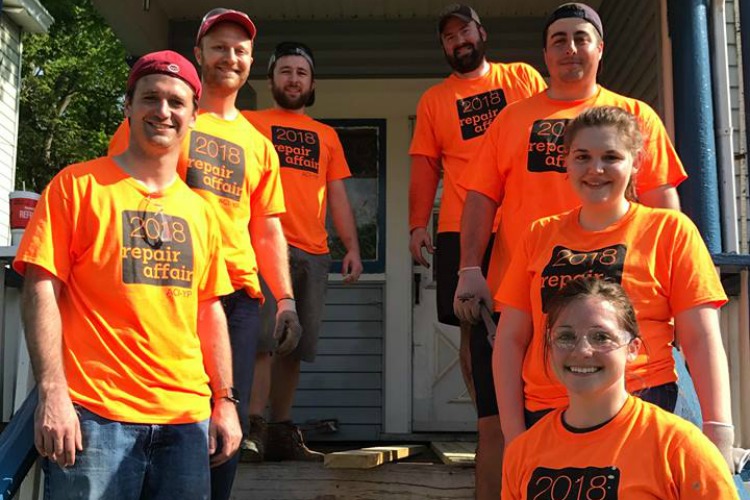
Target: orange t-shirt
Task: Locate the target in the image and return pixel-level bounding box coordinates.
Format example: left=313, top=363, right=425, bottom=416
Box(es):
left=502, top=396, right=739, bottom=500
left=13, top=157, right=233, bottom=424
left=496, top=203, right=727, bottom=411
left=408, top=62, right=547, bottom=233
left=460, top=86, right=688, bottom=297
left=242, top=108, right=351, bottom=254
left=109, top=112, right=286, bottom=300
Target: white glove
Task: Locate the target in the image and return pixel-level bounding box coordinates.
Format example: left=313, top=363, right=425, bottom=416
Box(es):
left=703, top=421, right=735, bottom=473
left=453, top=267, right=493, bottom=324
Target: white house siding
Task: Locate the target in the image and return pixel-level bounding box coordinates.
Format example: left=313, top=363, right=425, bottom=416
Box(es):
left=0, top=14, right=21, bottom=246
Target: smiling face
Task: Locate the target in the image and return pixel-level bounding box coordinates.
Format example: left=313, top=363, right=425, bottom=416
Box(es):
left=543, top=17, right=602, bottom=85
left=566, top=125, right=637, bottom=209
left=270, top=54, right=314, bottom=111
left=548, top=296, right=641, bottom=400
left=125, top=74, right=197, bottom=153
left=440, top=16, right=487, bottom=74
left=194, top=22, right=253, bottom=93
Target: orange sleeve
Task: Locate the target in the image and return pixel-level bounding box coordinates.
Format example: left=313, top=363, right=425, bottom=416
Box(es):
left=668, top=427, right=740, bottom=499
left=408, top=155, right=441, bottom=231
left=459, top=116, right=507, bottom=204
left=108, top=119, right=130, bottom=156
left=667, top=213, right=728, bottom=314
left=500, top=440, right=523, bottom=500
left=519, top=63, right=547, bottom=97
left=635, top=103, right=687, bottom=194
left=495, top=223, right=535, bottom=312
left=196, top=207, right=233, bottom=301
left=250, top=139, right=286, bottom=217
left=325, top=129, right=351, bottom=182
left=13, top=171, right=75, bottom=280
left=408, top=91, right=441, bottom=159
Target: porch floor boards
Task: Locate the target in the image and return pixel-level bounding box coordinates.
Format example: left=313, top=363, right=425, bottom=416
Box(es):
left=230, top=461, right=474, bottom=499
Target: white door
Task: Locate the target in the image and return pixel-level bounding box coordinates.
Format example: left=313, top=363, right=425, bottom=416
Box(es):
left=412, top=194, right=476, bottom=432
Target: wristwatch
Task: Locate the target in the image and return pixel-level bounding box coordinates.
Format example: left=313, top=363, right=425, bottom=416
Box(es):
left=212, top=387, right=240, bottom=405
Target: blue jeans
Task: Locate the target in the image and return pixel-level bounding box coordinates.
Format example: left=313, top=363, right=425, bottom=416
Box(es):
left=212, top=290, right=260, bottom=500
left=44, top=406, right=209, bottom=500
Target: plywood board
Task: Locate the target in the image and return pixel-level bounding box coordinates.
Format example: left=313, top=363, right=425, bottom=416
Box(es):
left=431, top=442, right=476, bottom=467
left=324, top=444, right=425, bottom=469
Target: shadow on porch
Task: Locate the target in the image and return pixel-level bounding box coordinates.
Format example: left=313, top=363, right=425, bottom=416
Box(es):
left=231, top=446, right=475, bottom=500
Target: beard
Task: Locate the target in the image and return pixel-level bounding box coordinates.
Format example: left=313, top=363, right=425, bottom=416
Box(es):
left=272, top=83, right=313, bottom=111
left=444, top=39, right=486, bottom=74
left=201, top=66, right=247, bottom=95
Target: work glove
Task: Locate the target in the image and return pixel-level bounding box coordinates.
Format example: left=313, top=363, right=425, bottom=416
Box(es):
left=274, top=298, right=302, bottom=356
left=702, top=421, right=735, bottom=473
left=453, top=267, right=492, bottom=324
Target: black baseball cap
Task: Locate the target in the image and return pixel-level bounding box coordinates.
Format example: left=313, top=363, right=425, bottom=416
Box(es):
left=438, top=4, right=482, bottom=34
left=267, top=41, right=316, bottom=107
left=543, top=3, right=603, bottom=46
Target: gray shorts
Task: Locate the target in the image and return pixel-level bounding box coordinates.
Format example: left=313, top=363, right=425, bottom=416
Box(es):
left=258, top=245, right=331, bottom=362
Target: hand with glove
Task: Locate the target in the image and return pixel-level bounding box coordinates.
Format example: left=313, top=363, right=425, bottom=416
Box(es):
left=453, top=266, right=493, bottom=324
left=274, top=298, right=303, bottom=356
left=702, top=421, right=735, bottom=473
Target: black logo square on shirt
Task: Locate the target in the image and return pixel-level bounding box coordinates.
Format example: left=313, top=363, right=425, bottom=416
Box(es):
left=271, top=126, right=321, bottom=174
left=540, top=244, right=627, bottom=312
left=527, top=466, right=620, bottom=499
left=121, top=210, right=195, bottom=289
left=527, top=119, right=569, bottom=173
left=185, top=131, right=245, bottom=201
left=455, top=88, right=507, bottom=141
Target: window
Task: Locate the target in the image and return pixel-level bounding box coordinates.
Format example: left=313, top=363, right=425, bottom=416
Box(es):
left=321, top=119, right=386, bottom=274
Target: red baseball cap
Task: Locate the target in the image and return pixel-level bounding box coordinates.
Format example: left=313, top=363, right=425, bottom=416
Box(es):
left=126, top=50, right=202, bottom=100
left=196, top=8, right=257, bottom=45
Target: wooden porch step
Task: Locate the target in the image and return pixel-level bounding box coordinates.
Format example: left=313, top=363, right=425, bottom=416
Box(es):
left=232, top=461, right=474, bottom=499
left=324, top=444, right=426, bottom=469
left=430, top=442, right=476, bottom=467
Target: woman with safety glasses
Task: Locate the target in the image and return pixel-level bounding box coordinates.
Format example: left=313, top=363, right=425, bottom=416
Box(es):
left=500, top=277, right=738, bottom=499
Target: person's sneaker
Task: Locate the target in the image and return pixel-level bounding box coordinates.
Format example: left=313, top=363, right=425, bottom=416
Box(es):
left=240, top=414, right=267, bottom=463
left=265, top=420, right=324, bottom=462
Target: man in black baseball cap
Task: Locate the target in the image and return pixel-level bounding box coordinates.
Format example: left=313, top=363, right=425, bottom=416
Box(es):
left=409, top=4, right=547, bottom=500
left=241, top=41, right=363, bottom=464
left=457, top=5, right=689, bottom=492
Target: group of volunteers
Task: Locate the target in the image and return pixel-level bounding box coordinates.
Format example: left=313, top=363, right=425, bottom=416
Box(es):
left=411, top=2, right=744, bottom=500
left=11, top=0, right=746, bottom=499
left=15, top=6, right=361, bottom=500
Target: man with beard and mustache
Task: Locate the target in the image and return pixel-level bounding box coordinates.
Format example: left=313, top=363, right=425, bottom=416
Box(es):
left=408, top=4, right=545, bottom=499
left=241, top=42, right=363, bottom=462
left=108, top=9, right=301, bottom=500
left=456, top=3, right=686, bottom=496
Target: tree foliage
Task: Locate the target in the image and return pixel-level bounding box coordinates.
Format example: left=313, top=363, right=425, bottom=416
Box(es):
left=16, top=0, right=129, bottom=191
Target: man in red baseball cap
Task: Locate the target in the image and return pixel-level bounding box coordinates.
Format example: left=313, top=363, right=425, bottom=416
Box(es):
left=108, top=9, right=301, bottom=499
left=16, top=50, right=237, bottom=499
